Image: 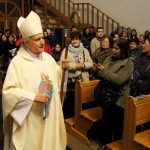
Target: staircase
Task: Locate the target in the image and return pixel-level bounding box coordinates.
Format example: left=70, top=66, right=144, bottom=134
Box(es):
left=33, top=0, right=120, bottom=36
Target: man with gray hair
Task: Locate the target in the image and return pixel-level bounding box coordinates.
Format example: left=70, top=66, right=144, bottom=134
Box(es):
left=2, top=11, right=66, bottom=150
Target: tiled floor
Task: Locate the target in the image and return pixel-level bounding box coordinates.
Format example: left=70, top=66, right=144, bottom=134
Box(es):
left=67, top=133, right=101, bottom=150
left=0, top=133, right=100, bottom=150
left=0, top=103, right=101, bottom=150
left=0, top=96, right=101, bottom=150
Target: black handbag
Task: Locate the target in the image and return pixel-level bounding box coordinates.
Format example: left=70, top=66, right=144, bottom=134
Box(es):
left=130, top=69, right=142, bottom=96
left=67, top=74, right=83, bottom=89
left=68, top=74, right=83, bottom=84
left=94, top=79, right=122, bottom=109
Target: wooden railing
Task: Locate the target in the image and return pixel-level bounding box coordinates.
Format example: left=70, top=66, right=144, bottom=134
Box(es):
left=34, top=0, right=120, bottom=36
left=73, top=2, right=119, bottom=36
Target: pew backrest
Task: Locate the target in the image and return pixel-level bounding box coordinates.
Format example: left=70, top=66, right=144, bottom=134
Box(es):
left=123, top=95, right=150, bottom=150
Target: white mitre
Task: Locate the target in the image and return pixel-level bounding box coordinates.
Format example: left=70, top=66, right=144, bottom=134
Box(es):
left=17, top=11, right=43, bottom=38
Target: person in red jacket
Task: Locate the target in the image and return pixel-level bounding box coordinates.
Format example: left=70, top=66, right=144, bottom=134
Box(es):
left=15, top=37, right=23, bottom=47
left=44, top=42, right=52, bottom=55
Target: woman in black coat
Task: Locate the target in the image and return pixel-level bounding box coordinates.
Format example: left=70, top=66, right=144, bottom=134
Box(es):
left=133, top=37, right=150, bottom=95
left=88, top=39, right=133, bottom=149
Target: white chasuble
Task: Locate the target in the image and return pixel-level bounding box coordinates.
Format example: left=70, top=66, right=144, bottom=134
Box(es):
left=2, top=46, right=66, bottom=150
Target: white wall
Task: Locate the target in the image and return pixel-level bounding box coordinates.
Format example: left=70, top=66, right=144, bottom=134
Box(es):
left=72, top=0, right=150, bottom=35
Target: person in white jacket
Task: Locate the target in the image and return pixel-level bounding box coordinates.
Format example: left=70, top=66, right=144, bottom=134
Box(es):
left=2, top=11, right=66, bottom=150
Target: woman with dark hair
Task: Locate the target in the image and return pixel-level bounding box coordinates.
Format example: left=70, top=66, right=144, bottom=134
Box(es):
left=144, top=30, right=150, bottom=40
left=0, top=34, right=7, bottom=70
left=0, top=34, right=7, bottom=56
left=132, top=37, right=150, bottom=96
left=61, top=31, right=93, bottom=118
left=92, top=37, right=112, bottom=64
left=92, top=37, right=112, bottom=79
left=53, top=43, right=62, bottom=64
left=126, top=27, right=132, bottom=40
left=120, top=29, right=128, bottom=40
left=3, top=34, right=16, bottom=69
left=109, top=32, right=120, bottom=48
left=130, top=28, right=138, bottom=40
left=88, top=38, right=133, bottom=149
left=81, top=27, right=91, bottom=55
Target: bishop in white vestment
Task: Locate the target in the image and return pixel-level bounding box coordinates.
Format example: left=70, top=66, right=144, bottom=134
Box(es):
left=2, top=11, right=67, bottom=150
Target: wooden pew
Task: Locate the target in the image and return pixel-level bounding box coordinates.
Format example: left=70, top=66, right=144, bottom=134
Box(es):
left=74, top=80, right=103, bottom=140
left=65, top=117, right=93, bottom=145
left=106, top=95, right=150, bottom=150
left=65, top=80, right=103, bottom=145
left=123, top=95, right=150, bottom=150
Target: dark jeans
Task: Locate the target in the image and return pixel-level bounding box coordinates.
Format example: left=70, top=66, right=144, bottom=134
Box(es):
left=87, top=104, right=124, bottom=144
left=63, top=83, right=75, bottom=119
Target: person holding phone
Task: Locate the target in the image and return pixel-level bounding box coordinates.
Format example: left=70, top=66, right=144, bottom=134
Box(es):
left=88, top=39, right=133, bottom=149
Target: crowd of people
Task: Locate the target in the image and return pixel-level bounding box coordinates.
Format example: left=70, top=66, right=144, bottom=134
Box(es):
left=1, top=10, right=150, bottom=150
left=0, top=26, right=62, bottom=71
left=61, top=26, right=150, bottom=150
left=1, top=24, right=150, bottom=72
